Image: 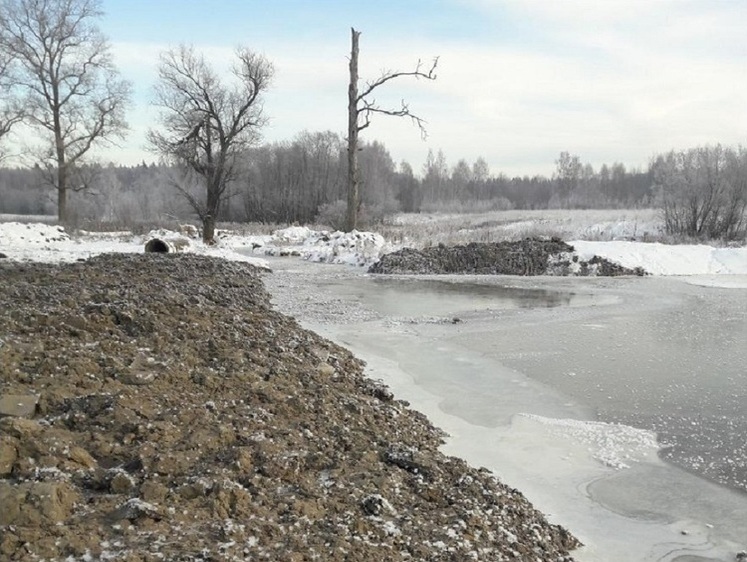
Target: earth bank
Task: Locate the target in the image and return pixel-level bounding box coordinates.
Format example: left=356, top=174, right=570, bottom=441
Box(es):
left=0, top=254, right=579, bottom=561
left=368, top=238, right=646, bottom=276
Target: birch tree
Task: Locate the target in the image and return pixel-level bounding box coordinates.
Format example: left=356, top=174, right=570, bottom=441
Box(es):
left=346, top=28, right=437, bottom=231
left=0, top=0, right=131, bottom=223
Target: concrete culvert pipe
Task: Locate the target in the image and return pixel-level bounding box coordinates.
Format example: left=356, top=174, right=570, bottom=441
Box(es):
left=144, top=238, right=174, bottom=253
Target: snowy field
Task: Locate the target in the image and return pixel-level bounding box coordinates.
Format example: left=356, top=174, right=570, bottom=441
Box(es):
left=382, top=208, right=665, bottom=245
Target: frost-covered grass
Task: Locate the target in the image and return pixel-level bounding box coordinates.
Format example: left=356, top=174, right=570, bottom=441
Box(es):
left=0, top=213, right=57, bottom=224
left=380, top=209, right=664, bottom=248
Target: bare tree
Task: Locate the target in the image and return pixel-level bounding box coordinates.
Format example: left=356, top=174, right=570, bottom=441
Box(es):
left=0, top=47, right=23, bottom=161
left=346, top=28, right=437, bottom=231
left=554, top=151, right=582, bottom=202
left=653, top=145, right=747, bottom=240
left=149, top=45, right=273, bottom=243
left=0, top=0, right=131, bottom=223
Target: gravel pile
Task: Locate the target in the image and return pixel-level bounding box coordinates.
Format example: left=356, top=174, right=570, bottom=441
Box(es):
left=0, top=254, right=579, bottom=561
left=369, top=238, right=646, bottom=276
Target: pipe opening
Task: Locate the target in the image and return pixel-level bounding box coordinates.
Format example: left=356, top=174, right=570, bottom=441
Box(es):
left=145, top=238, right=171, bottom=253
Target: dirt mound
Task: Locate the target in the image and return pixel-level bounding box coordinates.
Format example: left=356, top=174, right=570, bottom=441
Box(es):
left=0, top=254, right=579, bottom=561
left=369, top=238, right=646, bottom=276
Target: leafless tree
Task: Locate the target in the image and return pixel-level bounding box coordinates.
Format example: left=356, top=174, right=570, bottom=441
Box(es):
left=0, top=47, right=23, bottom=161
left=346, top=28, right=437, bottom=231
left=653, top=145, right=747, bottom=240
left=0, top=0, right=131, bottom=223
left=148, top=45, right=273, bottom=243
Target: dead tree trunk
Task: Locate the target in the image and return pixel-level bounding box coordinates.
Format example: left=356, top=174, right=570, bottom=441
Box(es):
left=344, top=28, right=437, bottom=232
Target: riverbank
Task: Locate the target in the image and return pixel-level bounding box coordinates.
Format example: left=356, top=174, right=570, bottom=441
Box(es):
left=261, top=257, right=747, bottom=562
left=0, top=254, right=579, bottom=561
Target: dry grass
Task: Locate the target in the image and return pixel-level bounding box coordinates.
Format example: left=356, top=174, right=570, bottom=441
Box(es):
left=378, top=209, right=663, bottom=248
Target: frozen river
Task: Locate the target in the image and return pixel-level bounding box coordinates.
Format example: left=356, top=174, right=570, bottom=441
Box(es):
left=261, top=257, right=747, bottom=562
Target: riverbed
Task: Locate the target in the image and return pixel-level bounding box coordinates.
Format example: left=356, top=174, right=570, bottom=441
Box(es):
left=261, top=257, right=747, bottom=562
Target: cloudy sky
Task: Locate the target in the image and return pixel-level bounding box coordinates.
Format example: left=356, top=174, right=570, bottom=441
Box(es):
left=94, top=0, right=746, bottom=176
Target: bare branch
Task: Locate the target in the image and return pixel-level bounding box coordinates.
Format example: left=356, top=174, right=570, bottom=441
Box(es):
left=357, top=56, right=438, bottom=102
left=148, top=43, right=273, bottom=243
left=0, top=0, right=132, bottom=222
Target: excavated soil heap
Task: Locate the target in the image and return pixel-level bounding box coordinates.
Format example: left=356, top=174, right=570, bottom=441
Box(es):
left=0, top=253, right=579, bottom=561
left=369, top=238, right=645, bottom=276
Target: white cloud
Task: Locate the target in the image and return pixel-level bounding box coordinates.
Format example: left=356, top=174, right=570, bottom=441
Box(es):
left=89, top=2, right=747, bottom=176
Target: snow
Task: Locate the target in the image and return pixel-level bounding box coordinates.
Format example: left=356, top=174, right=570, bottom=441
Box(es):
left=571, top=240, right=747, bottom=276
left=0, top=221, right=745, bottom=287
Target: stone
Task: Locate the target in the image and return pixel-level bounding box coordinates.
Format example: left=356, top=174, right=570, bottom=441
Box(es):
left=0, top=481, right=79, bottom=526
left=119, top=371, right=156, bottom=385
left=0, top=436, right=18, bottom=476
left=139, top=480, right=168, bottom=503
left=109, top=471, right=135, bottom=494
left=0, top=417, right=42, bottom=438
left=107, top=498, right=163, bottom=523
left=317, top=363, right=336, bottom=377
left=0, top=394, right=38, bottom=418
left=68, top=446, right=97, bottom=469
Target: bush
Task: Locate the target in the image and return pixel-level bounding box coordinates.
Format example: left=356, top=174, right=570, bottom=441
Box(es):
left=314, top=200, right=348, bottom=231
left=653, top=145, right=747, bottom=241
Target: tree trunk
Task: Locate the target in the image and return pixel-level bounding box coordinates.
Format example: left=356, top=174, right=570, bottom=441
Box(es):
left=204, top=179, right=219, bottom=244
left=203, top=214, right=216, bottom=244
left=57, top=164, right=68, bottom=224
left=345, top=28, right=361, bottom=232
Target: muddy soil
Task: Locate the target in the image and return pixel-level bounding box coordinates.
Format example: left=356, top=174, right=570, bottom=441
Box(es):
left=0, top=253, right=579, bottom=561
left=369, top=238, right=645, bottom=276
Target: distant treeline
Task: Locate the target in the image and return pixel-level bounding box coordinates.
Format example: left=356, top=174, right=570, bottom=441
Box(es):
left=0, top=130, right=657, bottom=228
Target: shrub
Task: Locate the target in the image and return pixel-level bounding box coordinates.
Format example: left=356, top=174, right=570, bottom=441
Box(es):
left=653, top=145, right=747, bottom=241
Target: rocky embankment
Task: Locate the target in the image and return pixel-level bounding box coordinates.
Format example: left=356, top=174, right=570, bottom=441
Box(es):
left=0, top=254, right=579, bottom=561
left=369, top=238, right=646, bottom=276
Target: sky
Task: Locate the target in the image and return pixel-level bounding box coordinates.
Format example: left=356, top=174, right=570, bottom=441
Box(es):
left=17, top=0, right=747, bottom=177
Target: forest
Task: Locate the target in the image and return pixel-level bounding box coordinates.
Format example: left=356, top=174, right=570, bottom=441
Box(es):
left=0, top=139, right=654, bottom=227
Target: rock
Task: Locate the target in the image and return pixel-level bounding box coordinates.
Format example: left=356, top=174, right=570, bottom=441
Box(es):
left=383, top=444, right=433, bottom=478
left=0, top=436, right=18, bottom=475
left=317, top=363, right=336, bottom=377
left=0, top=394, right=39, bottom=418
left=0, top=417, right=42, bottom=438
left=107, top=498, right=163, bottom=522
left=139, top=480, right=168, bottom=503
left=361, top=494, right=387, bottom=516
left=119, top=371, right=157, bottom=385
left=109, top=470, right=135, bottom=494
left=0, top=481, right=79, bottom=526
left=68, top=446, right=97, bottom=469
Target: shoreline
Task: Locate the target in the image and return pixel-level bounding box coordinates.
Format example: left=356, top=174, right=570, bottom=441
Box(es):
left=261, top=256, right=747, bottom=561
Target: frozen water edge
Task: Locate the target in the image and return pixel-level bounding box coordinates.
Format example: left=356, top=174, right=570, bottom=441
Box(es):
left=262, top=258, right=747, bottom=562
left=321, top=323, right=746, bottom=562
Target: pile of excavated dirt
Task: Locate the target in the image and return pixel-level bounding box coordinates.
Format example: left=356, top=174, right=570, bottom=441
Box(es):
left=0, top=254, right=579, bottom=561
left=368, top=238, right=646, bottom=276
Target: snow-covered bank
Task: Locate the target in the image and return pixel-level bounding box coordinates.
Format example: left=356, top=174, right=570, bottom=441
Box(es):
left=572, top=240, right=747, bottom=276
left=2, top=222, right=746, bottom=283
left=0, top=222, right=388, bottom=269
